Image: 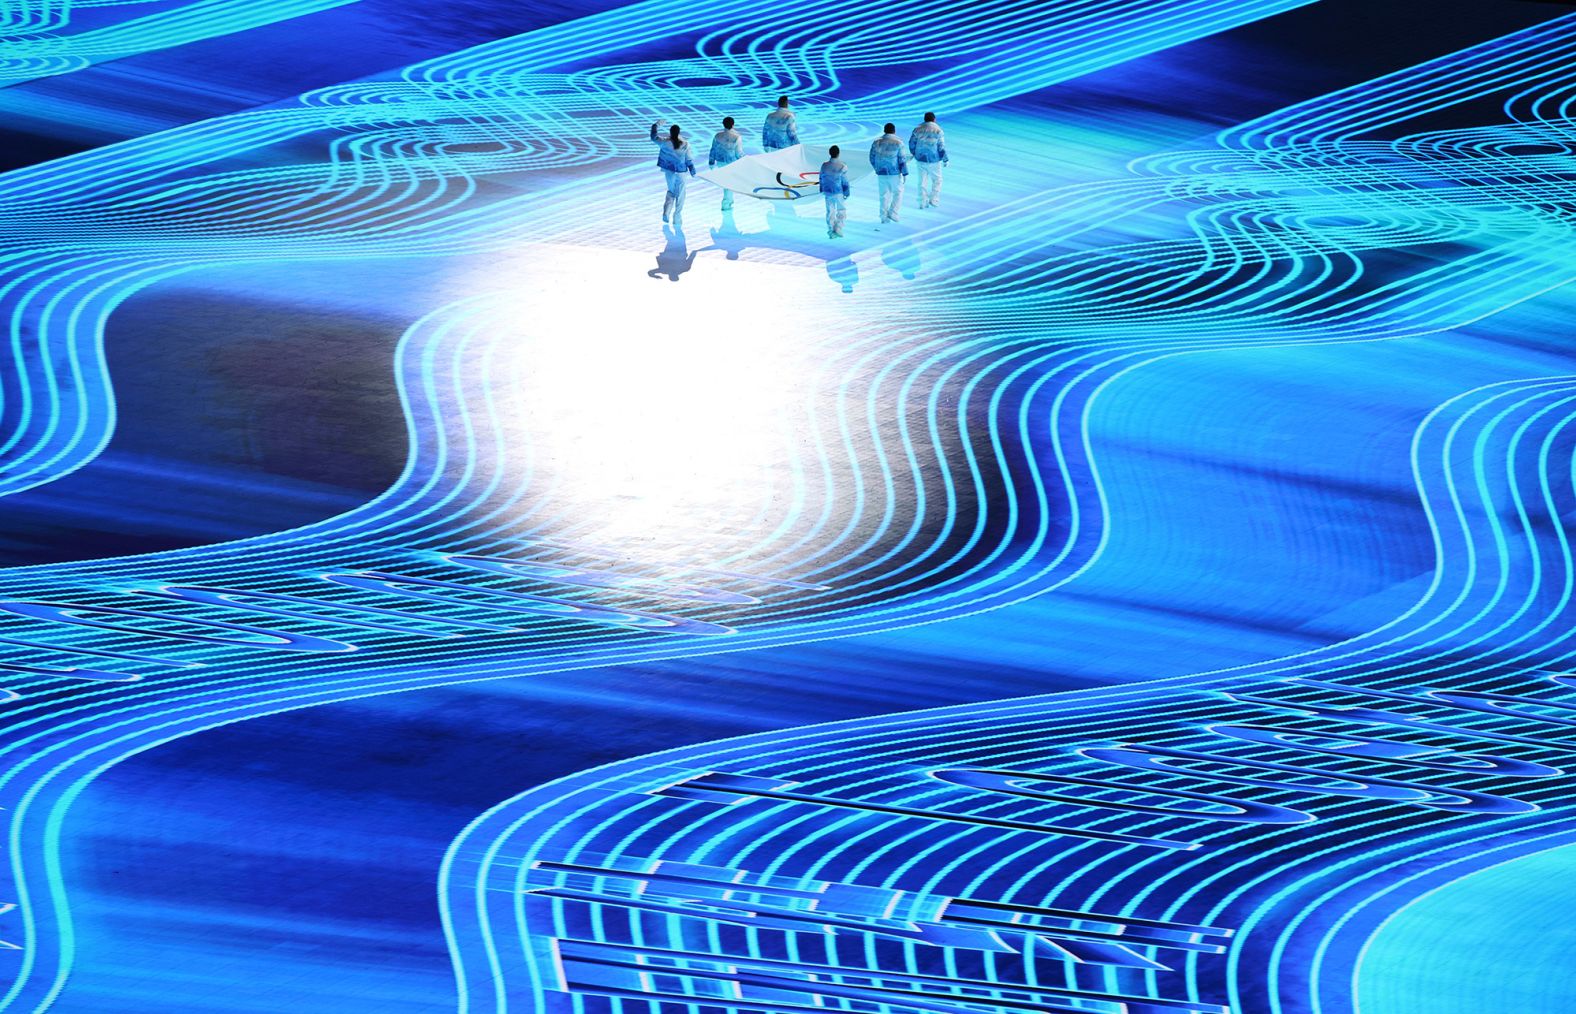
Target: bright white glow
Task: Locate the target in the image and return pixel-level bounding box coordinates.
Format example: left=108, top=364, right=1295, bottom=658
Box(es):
left=469, top=243, right=840, bottom=548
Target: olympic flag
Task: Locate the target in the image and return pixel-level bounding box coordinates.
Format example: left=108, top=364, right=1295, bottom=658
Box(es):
left=698, top=143, right=875, bottom=203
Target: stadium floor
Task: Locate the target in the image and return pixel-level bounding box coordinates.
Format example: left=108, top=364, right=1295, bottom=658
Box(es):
left=3, top=1, right=1576, bottom=1010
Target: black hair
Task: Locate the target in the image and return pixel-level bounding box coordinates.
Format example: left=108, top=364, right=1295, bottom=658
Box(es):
left=778, top=95, right=790, bottom=107
left=722, top=116, right=734, bottom=128
left=883, top=122, right=896, bottom=134
left=828, top=144, right=840, bottom=157
left=924, top=111, right=936, bottom=122
left=669, top=123, right=682, bottom=143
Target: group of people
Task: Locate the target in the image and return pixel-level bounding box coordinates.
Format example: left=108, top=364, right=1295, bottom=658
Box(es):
left=649, top=95, right=950, bottom=239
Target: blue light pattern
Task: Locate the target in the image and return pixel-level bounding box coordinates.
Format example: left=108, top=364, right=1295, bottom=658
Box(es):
left=0, top=1, right=1574, bottom=1011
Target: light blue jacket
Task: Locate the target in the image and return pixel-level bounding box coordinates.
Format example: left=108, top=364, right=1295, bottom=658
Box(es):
left=868, top=133, right=909, bottom=176
left=818, top=158, right=849, bottom=197
left=709, top=128, right=744, bottom=167
left=908, top=121, right=948, bottom=163
left=762, top=108, right=799, bottom=150
left=649, top=124, right=696, bottom=174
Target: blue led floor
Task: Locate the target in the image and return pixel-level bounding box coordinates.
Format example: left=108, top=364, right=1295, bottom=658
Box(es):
left=4, top=1, right=1576, bottom=1011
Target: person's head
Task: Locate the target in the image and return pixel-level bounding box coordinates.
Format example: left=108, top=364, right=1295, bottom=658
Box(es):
left=883, top=122, right=896, bottom=135
left=669, top=123, right=682, bottom=143
left=924, top=111, right=936, bottom=123
left=828, top=144, right=840, bottom=158
left=722, top=115, right=734, bottom=129
left=777, top=95, right=790, bottom=108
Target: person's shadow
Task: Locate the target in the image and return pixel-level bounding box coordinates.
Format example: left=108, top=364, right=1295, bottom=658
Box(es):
left=648, top=225, right=698, bottom=282
left=826, top=256, right=859, bottom=293
left=705, top=208, right=747, bottom=261
left=694, top=204, right=862, bottom=293
left=881, top=238, right=920, bottom=280
left=767, top=198, right=801, bottom=233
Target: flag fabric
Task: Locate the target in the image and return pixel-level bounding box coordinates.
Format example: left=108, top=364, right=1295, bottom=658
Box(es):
left=698, top=143, right=875, bottom=203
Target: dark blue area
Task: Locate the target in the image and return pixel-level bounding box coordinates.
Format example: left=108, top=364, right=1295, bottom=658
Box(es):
left=0, top=0, right=635, bottom=169
left=8, top=0, right=1575, bottom=1011
left=0, top=288, right=409, bottom=566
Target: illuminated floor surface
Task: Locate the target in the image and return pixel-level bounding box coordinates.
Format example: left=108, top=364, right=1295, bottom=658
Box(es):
left=4, top=0, right=1576, bottom=1011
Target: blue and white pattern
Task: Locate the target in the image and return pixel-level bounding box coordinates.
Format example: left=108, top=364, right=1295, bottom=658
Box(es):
left=2, top=0, right=1576, bottom=1011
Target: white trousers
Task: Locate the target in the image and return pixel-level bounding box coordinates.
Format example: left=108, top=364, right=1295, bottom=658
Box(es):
left=823, top=193, right=847, bottom=236
left=721, top=188, right=734, bottom=210
left=877, top=174, right=904, bottom=222
left=662, top=170, right=688, bottom=221
left=917, top=160, right=943, bottom=207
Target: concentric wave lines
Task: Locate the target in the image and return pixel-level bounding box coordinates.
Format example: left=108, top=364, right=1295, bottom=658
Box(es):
left=440, top=375, right=1576, bottom=1014
left=0, top=0, right=359, bottom=85
left=0, top=0, right=1309, bottom=501
left=437, top=14, right=1576, bottom=1014
left=0, top=1, right=1371, bottom=1008
left=9, top=0, right=1576, bottom=1010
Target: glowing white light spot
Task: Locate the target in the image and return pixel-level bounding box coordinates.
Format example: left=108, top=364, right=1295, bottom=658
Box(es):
left=468, top=243, right=841, bottom=546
